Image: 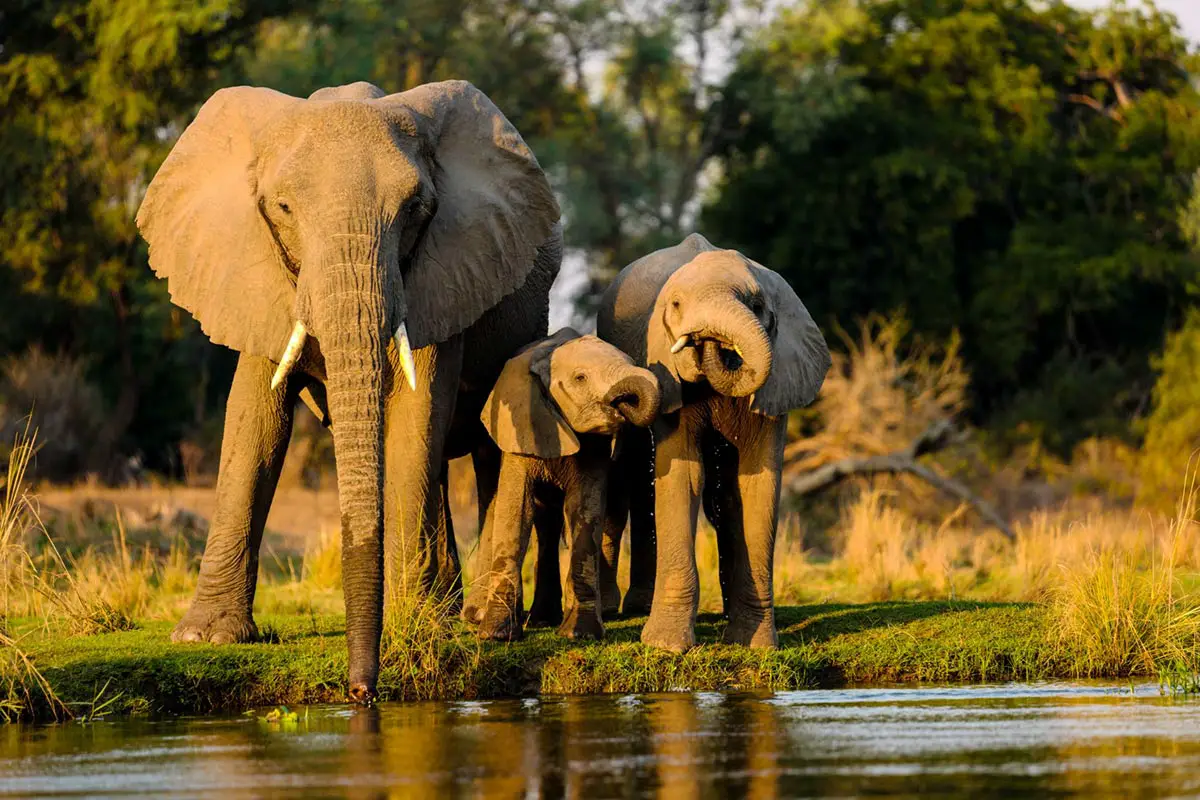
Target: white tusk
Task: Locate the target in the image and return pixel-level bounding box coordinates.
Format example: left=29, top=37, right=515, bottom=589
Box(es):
left=271, top=321, right=308, bottom=391
left=394, top=321, right=416, bottom=391
left=670, top=335, right=690, bottom=354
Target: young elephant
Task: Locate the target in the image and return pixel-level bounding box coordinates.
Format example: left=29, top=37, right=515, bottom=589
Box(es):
left=597, top=233, right=831, bottom=652
left=474, top=328, right=661, bottom=641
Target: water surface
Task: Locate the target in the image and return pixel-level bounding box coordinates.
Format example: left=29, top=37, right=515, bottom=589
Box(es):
left=3, top=683, right=1199, bottom=797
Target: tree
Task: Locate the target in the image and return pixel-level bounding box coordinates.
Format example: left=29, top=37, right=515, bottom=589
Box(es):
left=703, top=0, right=1200, bottom=453
left=1, top=1, right=309, bottom=476
left=529, top=1, right=772, bottom=311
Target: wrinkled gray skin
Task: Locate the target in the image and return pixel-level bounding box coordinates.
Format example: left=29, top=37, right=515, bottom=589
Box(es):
left=467, top=329, right=661, bottom=642
left=136, top=80, right=561, bottom=702
left=596, top=234, right=831, bottom=652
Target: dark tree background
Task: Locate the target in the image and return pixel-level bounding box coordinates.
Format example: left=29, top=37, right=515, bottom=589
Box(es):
left=2, top=0, right=1198, bottom=481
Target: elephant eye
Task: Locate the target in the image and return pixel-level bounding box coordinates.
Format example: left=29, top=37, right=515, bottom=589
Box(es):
left=574, top=373, right=587, bottom=384
left=277, top=201, right=291, bottom=214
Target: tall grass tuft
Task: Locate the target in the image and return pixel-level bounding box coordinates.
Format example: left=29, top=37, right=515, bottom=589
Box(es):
left=37, top=513, right=139, bottom=635
left=379, top=589, right=480, bottom=700
left=1044, top=469, right=1200, bottom=679
left=0, top=427, right=69, bottom=721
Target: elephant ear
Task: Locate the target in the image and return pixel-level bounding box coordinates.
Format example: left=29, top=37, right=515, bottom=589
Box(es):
left=644, top=301, right=684, bottom=416
left=376, top=81, right=560, bottom=349
left=748, top=264, right=832, bottom=417
left=642, top=233, right=722, bottom=414
left=136, top=86, right=301, bottom=361
left=481, top=329, right=580, bottom=458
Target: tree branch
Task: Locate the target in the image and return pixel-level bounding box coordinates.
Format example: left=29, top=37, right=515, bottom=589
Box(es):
left=785, top=421, right=1015, bottom=541
left=1066, top=92, right=1125, bottom=123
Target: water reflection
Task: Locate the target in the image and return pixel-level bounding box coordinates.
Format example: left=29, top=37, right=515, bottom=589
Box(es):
left=3, top=684, right=1200, bottom=797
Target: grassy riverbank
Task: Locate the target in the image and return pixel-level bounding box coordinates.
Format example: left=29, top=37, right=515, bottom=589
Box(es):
left=8, top=599, right=1193, bottom=722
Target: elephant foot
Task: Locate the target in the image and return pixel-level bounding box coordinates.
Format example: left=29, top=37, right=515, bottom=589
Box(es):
left=478, top=606, right=523, bottom=641
left=640, top=610, right=695, bottom=653
left=525, top=600, right=563, bottom=629
left=558, top=606, right=604, bottom=641
left=621, top=585, right=654, bottom=618
left=723, top=610, right=778, bottom=648
left=172, top=603, right=257, bottom=645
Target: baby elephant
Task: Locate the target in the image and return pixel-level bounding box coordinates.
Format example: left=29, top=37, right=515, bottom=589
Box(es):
left=598, top=233, right=831, bottom=652
left=475, top=328, right=661, bottom=641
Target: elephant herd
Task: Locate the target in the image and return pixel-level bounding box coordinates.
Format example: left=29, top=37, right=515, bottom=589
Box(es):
left=136, top=79, right=832, bottom=702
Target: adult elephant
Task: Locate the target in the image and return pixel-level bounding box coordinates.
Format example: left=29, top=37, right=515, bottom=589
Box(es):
left=136, top=80, right=561, bottom=702
left=596, top=234, right=830, bottom=652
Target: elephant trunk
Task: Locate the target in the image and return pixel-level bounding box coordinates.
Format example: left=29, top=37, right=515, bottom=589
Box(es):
left=313, top=241, right=392, bottom=704
left=684, top=297, right=772, bottom=398
left=605, top=371, right=661, bottom=428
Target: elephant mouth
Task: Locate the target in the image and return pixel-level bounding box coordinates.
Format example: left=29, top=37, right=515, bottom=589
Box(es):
left=671, top=327, right=765, bottom=398
left=700, top=338, right=743, bottom=372
left=676, top=333, right=744, bottom=371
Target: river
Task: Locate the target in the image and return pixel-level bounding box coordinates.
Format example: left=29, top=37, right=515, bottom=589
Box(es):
left=3, top=683, right=1199, bottom=797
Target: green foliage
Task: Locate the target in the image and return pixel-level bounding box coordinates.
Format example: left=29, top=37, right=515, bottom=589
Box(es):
left=704, top=0, right=1200, bottom=454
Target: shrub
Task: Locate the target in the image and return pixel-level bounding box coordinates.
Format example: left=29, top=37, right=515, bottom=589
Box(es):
left=1139, top=310, right=1200, bottom=511
left=0, top=349, right=107, bottom=482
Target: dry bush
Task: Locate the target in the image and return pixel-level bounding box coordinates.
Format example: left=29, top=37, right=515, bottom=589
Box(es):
left=0, top=349, right=107, bottom=482
left=783, top=313, right=974, bottom=532
left=786, top=313, right=968, bottom=473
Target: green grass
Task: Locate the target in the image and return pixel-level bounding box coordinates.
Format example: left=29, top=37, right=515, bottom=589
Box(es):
left=3, top=600, right=1114, bottom=721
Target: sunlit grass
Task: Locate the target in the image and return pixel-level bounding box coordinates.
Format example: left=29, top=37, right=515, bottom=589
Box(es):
left=0, top=426, right=69, bottom=720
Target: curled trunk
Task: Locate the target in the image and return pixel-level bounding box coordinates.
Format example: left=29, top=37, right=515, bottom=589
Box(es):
left=686, top=298, right=772, bottom=398
left=605, top=372, right=661, bottom=427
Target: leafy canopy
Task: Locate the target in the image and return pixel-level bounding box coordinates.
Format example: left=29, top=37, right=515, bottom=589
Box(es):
left=703, top=0, right=1200, bottom=453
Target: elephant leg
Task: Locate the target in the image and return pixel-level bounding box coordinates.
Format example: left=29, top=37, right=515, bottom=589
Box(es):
left=599, top=465, right=628, bottom=621
left=721, top=416, right=786, bottom=648
left=478, top=456, right=535, bottom=641
left=640, top=415, right=704, bottom=653
left=621, top=427, right=656, bottom=617
left=701, top=430, right=740, bottom=618
left=527, top=485, right=565, bottom=628
left=435, top=462, right=463, bottom=613
left=173, top=354, right=296, bottom=644
left=383, top=337, right=463, bottom=605
left=559, top=470, right=605, bottom=640
left=462, top=441, right=501, bottom=624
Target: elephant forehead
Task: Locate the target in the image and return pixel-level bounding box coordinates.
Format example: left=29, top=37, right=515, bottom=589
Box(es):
left=553, top=336, right=633, bottom=371
left=678, top=249, right=756, bottom=284
left=257, top=103, right=423, bottom=193
left=262, top=101, right=419, bottom=160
